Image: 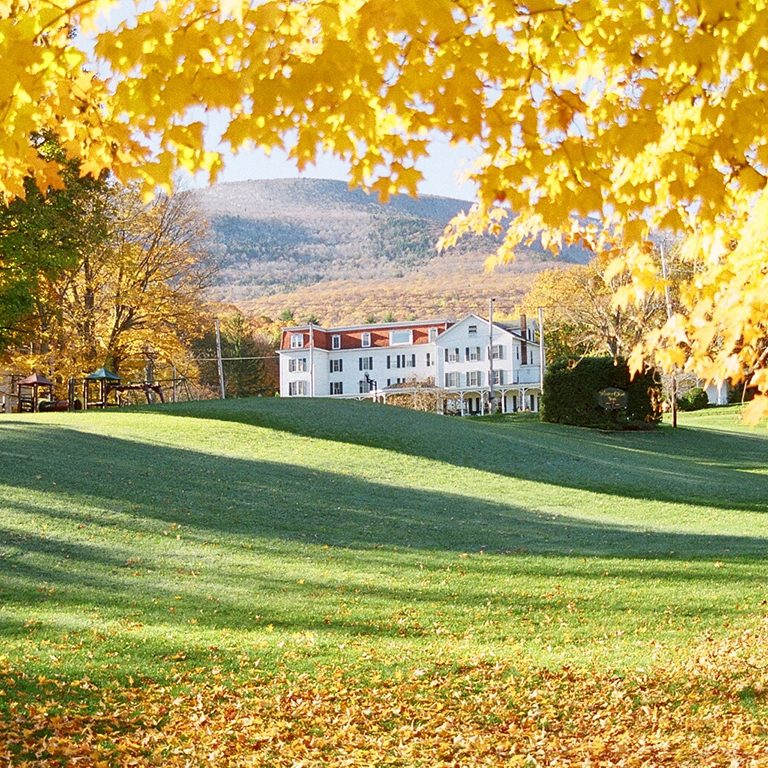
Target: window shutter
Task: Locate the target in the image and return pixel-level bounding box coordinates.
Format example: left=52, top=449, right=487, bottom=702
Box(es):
left=387, top=355, right=391, bottom=369
left=444, top=348, right=448, bottom=362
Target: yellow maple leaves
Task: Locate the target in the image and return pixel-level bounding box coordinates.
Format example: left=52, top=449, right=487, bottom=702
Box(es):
left=2, top=618, right=768, bottom=765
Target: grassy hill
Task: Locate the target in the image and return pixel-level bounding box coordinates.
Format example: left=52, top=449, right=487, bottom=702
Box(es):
left=1, top=402, right=767, bottom=764
left=194, top=179, right=590, bottom=322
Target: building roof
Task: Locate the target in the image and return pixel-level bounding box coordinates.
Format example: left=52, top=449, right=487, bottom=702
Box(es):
left=283, top=318, right=453, bottom=334
left=19, top=373, right=53, bottom=386
left=86, top=367, right=121, bottom=381
left=496, top=322, right=539, bottom=344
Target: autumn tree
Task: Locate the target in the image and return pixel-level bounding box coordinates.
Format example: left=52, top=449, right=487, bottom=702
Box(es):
left=7, top=185, right=213, bottom=382
left=93, top=187, right=213, bottom=376
left=4, top=0, right=768, bottom=418
left=523, top=260, right=666, bottom=363
left=0, top=137, right=108, bottom=353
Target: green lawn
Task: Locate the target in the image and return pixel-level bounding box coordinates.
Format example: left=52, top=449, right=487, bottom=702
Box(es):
left=0, top=399, right=766, bottom=693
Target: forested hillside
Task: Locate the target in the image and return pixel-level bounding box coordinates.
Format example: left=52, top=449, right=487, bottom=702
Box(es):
left=195, top=179, right=590, bottom=323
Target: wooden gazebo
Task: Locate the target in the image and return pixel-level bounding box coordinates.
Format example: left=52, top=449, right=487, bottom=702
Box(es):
left=83, top=367, right=120, bottom=409
left=17, top=373, right=54, bottom=413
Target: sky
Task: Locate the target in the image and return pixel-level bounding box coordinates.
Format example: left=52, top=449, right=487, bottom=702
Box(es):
left=210, top=138, right=480, bottom=202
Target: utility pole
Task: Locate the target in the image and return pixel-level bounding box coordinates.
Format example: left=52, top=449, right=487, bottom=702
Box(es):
left=309, top=323, right=315, bottom=397
left=488, top=297, right=496, bottom=414
left=659, top=244, right=677, bottom=428
left=538, top=305, right=545, bottom=399
left=215, top=318, right=226, bottom=400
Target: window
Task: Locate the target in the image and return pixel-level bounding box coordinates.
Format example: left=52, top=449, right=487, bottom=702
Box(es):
left=426, top=352, right=432, bottom=367
left=361, top=332, right=371, bottom=348
left=466, top=346, right=481, bottom=362
left=359, top=356, right=374, bottom=371
left=359, top=379, right=373, bottom=393
left=407, top=354, right=416, bottom=368
left=289, top=357, right=308, bottom=373
left=492, top=345, right=504, bottom=360
left=330, top=359, right=343, bottom=373
left=331, top=334, right=341, bottom=350
left=446, top=347, right=460, bottom=363
left=290, top=333, right=304, bottom=349
left=445, top=372, right=460, bottom=388
left=288, top=380, right=307, bottom=396
left=428, top=327, right=438, bottom=342
left=468, top=324, right=478, bottom=335
left=330, top=381, right=344, bottom=395
left=389, top=329, right=412, bottom=345
left=467, top=370, right=483, bottom=387
left=492, top=370, right=504, bottom=386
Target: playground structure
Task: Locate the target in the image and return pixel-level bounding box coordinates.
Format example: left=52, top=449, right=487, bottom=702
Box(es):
left=83, top=367, right=170, bottom=408
left=16, top=373, right=55, bottom=412
left=1, top=345, right=275, bottom=413
left=82, top=367, right=122, bottom=408
left=1, top=369, right=194, bottom=413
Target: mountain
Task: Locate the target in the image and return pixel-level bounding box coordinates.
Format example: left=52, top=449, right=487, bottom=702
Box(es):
left=193, top=178, right=589, bottom=324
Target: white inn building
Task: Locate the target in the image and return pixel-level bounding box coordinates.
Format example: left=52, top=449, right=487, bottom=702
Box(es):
left=279, top=313, right=544, bottom=415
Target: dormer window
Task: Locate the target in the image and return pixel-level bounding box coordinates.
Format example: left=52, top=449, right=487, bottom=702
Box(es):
left=389, top=329, right=412, bottom=345
left=428, top=328, right=438, bottom=342
left=290, top=333, right=304, bottom=349
left=332, top=334, right=341, bottom=350
left=361, top=332, right=371, bottom=348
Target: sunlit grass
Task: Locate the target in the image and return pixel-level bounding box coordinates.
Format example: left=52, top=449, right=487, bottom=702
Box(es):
left=0, top=401, right=766, bottom=696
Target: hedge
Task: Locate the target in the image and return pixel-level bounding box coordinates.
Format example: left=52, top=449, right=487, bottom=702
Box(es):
left=677, top=386, right=709, bottom=411
left=541, top=357, right=663, bottom=429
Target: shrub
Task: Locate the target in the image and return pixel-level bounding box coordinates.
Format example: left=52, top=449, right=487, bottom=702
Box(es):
left=541, top=357, right=662, bottom=430
left=677, top=386, right=709, bottom=411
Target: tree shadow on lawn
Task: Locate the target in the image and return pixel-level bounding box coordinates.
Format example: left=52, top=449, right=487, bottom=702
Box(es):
left=153, top=398, right=768, bottom=513
left=1, top=422, right=766, bottom=712
left=1, top=423, right=765, bottom=561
